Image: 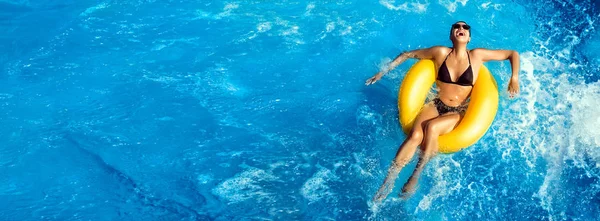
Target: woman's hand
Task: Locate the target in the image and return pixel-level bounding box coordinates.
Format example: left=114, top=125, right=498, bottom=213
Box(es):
left=508, top=76, right=519, bottom=98
left=365, top=73, right=383, bottom=85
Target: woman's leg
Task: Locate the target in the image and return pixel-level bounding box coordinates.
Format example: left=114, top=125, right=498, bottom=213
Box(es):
left=372, top=103, right=439, bottom=203
left=401, top=113, right=462, bottom=197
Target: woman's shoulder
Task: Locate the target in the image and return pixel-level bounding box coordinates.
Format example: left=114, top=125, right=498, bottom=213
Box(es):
left=427, top=46, right=452, bottom=58
left=469, top=48, right=500, bottom=62
left=429, top=46, right=452, bottom=52
left=469, top=48, right=492, bottom=55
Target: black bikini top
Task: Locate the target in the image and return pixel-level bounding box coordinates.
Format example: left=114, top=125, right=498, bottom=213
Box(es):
left=437, top=49, right=474, bottom=86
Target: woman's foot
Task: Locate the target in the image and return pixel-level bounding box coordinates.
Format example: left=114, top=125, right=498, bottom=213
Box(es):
left=372, top=179, right=395, bottom=203
left=372, top=161, right=405, bottom=203
left=372, top=191, right=387, bottom=203
left=400, top=175, right=419, bottom=199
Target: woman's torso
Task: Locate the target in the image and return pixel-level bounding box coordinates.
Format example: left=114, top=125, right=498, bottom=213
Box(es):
left=434, top=47, right=482, bottom=107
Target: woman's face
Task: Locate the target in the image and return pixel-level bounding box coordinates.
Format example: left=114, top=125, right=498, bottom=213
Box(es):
left=450, top=22, right=471, bottom=44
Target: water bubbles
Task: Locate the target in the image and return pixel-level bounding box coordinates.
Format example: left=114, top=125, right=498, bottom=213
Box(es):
left=438, top=0, right=468, bottom=13
left=379, top=0, right=429, bottom=13
left=300, top=168, right=339, bottom=202
left=212, top=167, right=279, bottom=203
left=257, top=22, right=272, bottom=33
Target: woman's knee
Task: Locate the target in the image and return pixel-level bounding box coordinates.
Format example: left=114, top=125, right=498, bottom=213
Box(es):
left=408, top=129, right=424, bottom=143
left=424, top=121, right=440, bottom=137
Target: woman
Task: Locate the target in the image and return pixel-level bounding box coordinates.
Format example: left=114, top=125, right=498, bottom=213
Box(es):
left=365, top=21, right=520, bottom=202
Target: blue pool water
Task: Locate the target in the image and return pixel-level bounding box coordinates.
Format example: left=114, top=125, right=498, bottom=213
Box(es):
left=2, top=0, right=600, bottom=220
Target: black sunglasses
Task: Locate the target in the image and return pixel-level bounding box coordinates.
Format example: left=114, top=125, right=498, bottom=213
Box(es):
left=452, top=24, right=471, bottom=30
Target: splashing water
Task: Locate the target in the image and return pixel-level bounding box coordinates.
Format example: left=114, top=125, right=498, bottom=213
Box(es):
left=1, top=0, right=599, bottom=220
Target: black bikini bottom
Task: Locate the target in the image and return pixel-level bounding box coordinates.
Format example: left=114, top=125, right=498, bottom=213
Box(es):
left=433, top=98, right=467, bottom=115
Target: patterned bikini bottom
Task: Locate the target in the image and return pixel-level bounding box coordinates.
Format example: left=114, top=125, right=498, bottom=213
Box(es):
left=432, top=98, right=468, bottom=115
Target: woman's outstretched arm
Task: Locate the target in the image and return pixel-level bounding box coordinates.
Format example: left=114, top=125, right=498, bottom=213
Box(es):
left=472, top=48, right=520, bottom=97
left=365, top=46, right=445, bottom=85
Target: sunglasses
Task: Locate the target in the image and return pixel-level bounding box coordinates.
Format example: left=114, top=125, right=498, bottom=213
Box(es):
left=452, top=24, right=471, bottom=30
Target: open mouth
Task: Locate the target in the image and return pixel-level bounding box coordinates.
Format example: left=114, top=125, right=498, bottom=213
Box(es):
left=458, top=32, right=465, bottom=37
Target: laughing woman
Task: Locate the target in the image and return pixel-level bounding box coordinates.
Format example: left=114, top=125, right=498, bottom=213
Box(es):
left=365, top=21, right=520, bottom=202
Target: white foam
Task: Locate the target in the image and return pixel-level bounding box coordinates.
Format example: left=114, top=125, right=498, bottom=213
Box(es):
left=325, top=22, right=335, bottom=33
left=216, top=151, right=244, bottom=157
left=340, top=26, right=353, bottom=36
left=194, top=10, right=213, bottom=20
left=0, top=93, right=14, bottom=100
left=567, top=82, right=600, bottom=148
left=142, top=75, right=180, bottom=84
left=272, top=18, right=305, bottom=45
left=513, top=52, right=542, bottom=133
left=217, top=2, right=239, bottom=19
left=480, top=2, right=503, bottom=10
left=151, top=44, right=167, bottom=51
left=257, top=22, right=272, bottom=33
left=197, top=173, right=213, bottom=185
left=356, top=105, right=383, bottom=129
left=300, top=167, right=339, bottom=202
left=269, top=161, right=286, bottom=170
left=223, top=3, right=239, bottom=10
left=490, top=35, right=600, bottom=218
left=304, top=3, right=315, bottom=16
left=438, top=0, right=468, bottom=13
left=212, top=167, right=278, bottom=203
left=281, top=26, right=300, bottom=36
left=379, top=0, right=428, bottom=13
left=194, top=3, right=239, bottom=20
left=564, top=82, right=600, bottom=170
left=80, top=2, right=108, bottom=16
left=316, top=18, right=358, bottom=40
left=199, top=64, right=247, bottom=97
left=155, top=116, right=173, bottom=121
left=418, top=156, right=463, bottom=211
left=352, top=152, right=377, bottom=178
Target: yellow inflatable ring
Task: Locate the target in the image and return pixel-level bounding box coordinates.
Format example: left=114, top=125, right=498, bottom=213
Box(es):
left=398, top=59, right=499, bottom=153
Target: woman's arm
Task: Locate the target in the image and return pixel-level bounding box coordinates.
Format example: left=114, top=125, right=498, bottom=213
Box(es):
left=365, top=46, right=444, bottom=85
left=472, top=49, right=520, bottom=97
